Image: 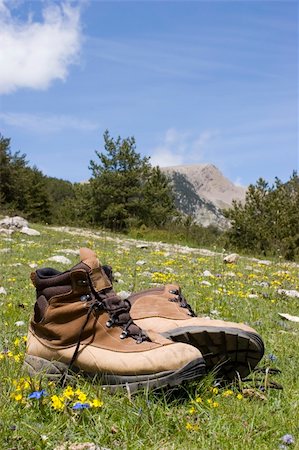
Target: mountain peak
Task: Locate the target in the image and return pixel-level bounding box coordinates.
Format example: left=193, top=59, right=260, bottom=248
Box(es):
left=162, top=164, right=246, bottom=209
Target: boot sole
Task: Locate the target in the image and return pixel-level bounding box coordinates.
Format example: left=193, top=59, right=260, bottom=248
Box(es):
left=23, top=355, right=206, bottom=393
left=162, top=326, right=264, bottom=380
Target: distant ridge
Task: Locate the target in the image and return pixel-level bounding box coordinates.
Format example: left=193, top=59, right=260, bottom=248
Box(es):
left=161, top=164, right=247, bottom=229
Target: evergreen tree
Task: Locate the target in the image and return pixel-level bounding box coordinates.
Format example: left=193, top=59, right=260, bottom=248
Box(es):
left=89, top=131, right=176, bottom=230
left=225, top=172, right=299, bottom=260
left=0, top=134, right=52, bottom=221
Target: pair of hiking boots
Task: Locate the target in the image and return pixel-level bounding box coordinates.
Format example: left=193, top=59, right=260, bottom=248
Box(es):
left=24, top=248, right=264, bottom=392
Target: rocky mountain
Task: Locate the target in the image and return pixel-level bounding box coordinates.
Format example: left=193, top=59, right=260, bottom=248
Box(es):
left=161, top=164, right=246, bottom=229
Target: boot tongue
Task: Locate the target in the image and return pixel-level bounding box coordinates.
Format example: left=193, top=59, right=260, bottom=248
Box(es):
left=79, top=248, right=100, bottom=270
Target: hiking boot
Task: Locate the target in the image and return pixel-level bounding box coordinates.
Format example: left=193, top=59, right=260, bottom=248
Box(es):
left=124, top=284, right=264, bottom=380
left=101, top=259, right=264, bottom=381
left=24, top=249, right=205, bottom=392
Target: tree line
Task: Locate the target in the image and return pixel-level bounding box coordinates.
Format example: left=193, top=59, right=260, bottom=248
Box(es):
left=0, top=133, right=298, bottom=260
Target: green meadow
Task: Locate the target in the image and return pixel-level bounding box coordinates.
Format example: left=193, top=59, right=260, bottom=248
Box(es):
left=0, top=224, right=298, bottom=450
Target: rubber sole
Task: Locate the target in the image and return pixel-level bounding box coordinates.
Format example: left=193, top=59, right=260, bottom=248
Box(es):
left=23, top=355, right=206, bottom=393
left=162, top=326, right=264, bottom=380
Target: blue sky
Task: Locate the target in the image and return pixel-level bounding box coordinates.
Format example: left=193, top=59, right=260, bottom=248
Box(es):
left=0, top=0, right=297, bottom=186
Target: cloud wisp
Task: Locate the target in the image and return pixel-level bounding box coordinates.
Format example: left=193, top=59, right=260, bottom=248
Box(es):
left=0, top=112, right=98, bottom=133
left=0, top=1, right=82, bottom=94
left=149, top=128, right=219, bottom=167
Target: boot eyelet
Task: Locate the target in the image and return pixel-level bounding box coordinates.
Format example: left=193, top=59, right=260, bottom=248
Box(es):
left=106, top=319, right=114, bottom=328
left=120, top=330, right=128, bottom=339
left=169, top=289, right=179, bottom=295
left=80, top=294, right=91, bottom=302
left=77, top=279, right=88, bottom=286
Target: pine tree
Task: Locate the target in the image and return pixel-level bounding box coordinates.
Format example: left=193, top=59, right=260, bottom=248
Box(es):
left=89, top=131, right=177, bottom=230
left=225, top=173, right=299, bottom=259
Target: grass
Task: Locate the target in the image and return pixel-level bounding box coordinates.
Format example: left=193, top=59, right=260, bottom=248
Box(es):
left=0, top=223, right=298, bottom=450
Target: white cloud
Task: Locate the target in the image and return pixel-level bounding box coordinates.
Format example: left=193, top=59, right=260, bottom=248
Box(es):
left=149, top=128, right=218, bottom=167
left=0, top=1, right=82, bottom=94
left=0, top=112, right=98, bottom=132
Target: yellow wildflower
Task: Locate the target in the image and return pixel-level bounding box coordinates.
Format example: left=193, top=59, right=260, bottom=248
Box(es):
left=236, top=393, right=243, bottom=400
left=51, top=395, right=64, bottom=410
left=195, top=396, right=202, bottom=403
left=63, top=386, right=75, bottom=400
left=75, top=389, right=87, bottom=402
left=222, top=390, right=233, bottom=397
left=91, top=398, right=103, bottom=408
left=189, top=406, right=196, bottom=415
left=212, top=402, right=219, bottom=408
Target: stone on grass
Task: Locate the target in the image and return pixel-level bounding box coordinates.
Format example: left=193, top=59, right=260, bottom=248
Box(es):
left=117, top=290, right=131, bottom=300
left=19, top=226, right=41, bottom=236
left=0, top=228, right=14, bottom=235
left=203, top=270, right=213, bottom=277
left=0, top=287, right=7, bottom=295
left=54, top=443, right=110, bottom=450
left=278, top=313, right=299, bottom=323
left=0, top=216, right=28, bottom=229
left=136, top=243, right=149, bottom=249
left=47, top=255, right=72, bottom=265
left=277, top=289, right=299, bottom=298
left=224, top=253, right=239, bottom=264
left=15, top=321, right=25, bottom=326
left=200, top=280, right=212, bottom=287
left=136, top=260, right=146, bottom=266
left=57, top=249, right=79, bottom=255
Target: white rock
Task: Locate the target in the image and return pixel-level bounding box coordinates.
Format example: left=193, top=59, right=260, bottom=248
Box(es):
left=0, top=287, right=7, bottom=295
left=247, top=294, right=259, bottom=299
left=0, top=228, right=14, bottom=235
left=278, top=313, right=299, bottom=323
left=251, top=258, right=272, bottom=265
left=136, top=260, right=146, bottom=266
left=117, top=290, right=131, bottom=300
left=277, top=289, right=299, bottom=298
left=113, top=272, right=122, bottom=278
left=47, top=256, right=72, bottom=265
left=141, top=271, right=152, bottom=277
left=203, top=270, right=213, bottom=277
left=19, top=227, right=40, bottom=236
left=0, top=216, right=28, bottom=229
left=29, top=263, right=38, bottom=268
left=15, top=321, right=25, bottom=326
left=225, top=272, right=236, bottom=277
left=57, top=249, right=79, bottom=255
left=224, top=253, right=239, bottom=264
left=136, top=243, right=149, bottom=249
left=200, top=280, right=212, bottom=286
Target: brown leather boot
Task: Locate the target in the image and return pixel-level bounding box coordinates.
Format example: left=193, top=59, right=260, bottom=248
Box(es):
left=126, top=284, right=264, bottom=380
left=24, top=249, right=205, bottom=392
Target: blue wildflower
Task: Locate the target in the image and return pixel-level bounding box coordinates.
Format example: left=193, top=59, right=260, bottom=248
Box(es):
left=28, top=389, right=47, bottom=399
left=281, top=434, right=295, bottom=445
left=268, top=353, right=277, bottom=362
left=72, top=402, right=91, bottom=410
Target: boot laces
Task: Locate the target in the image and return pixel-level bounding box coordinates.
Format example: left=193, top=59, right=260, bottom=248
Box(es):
left=63, top=273, right=149, bottom=382
left=168, top=288, right=196, bottom=317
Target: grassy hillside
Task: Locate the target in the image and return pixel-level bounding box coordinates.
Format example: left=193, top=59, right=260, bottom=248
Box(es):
left=0, top=224, right=298, bottom=449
